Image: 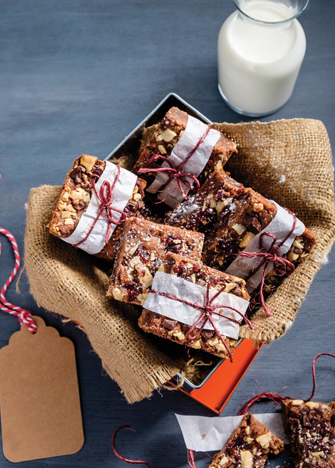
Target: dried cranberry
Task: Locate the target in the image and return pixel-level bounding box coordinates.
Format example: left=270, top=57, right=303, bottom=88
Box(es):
left=125, top=282, right=142, bottom=302
left=197, top=208, right=216, bottom=226
left=175, top=263, right=186, bottom=278
left=136, top=245, right=150, bottom=263
left=164, top=236, right=183, bottom=253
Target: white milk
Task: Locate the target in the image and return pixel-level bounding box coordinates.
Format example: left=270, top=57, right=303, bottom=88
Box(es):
left=218, top=1, right=306, bottom=116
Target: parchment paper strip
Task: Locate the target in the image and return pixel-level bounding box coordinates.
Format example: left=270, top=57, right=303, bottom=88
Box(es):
left=147, top=115, right=220, bottom=208
left=176, top=413, right=288, bottom=452
left=226, top=202, right=305, bottom=291
left=63, top=162, right=137, bottom=254
left=143, top=272, right=249, bottom=340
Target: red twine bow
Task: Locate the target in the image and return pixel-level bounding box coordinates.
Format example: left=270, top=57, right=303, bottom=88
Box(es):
left=149, top=282, right=253, bottom=362
left=74, top=165, right=127, bottom=248
left=112, top=425, right=151, bottom=467
left=238, top=211, right=297, bottom=316
left=0, top=227, right=36, bottom=333
left=138, top=126, right=211, bottom=203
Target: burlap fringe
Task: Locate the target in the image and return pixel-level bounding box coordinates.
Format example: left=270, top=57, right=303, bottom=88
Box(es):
left=24, top=118, right=335, bottom=403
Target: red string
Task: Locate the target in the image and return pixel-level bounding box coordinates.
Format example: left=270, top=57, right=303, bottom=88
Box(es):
left=74, top=165, right=127, bottom=248
left=149, top=282, right=253, bottom=362
left=138, top=126, right=211, bottom=202
left=112, top=425, right=151, bottom=467
left=305, top=353, right=335, bottom=402
left=238, top=352, right=335, bottom=414
left=187, top=449, right=196, bottom=468
left=238, top=211, right=297, bottom=316
left=238, top=391, right=290, bottom=415
left=0, top=228, right=36, bottom=333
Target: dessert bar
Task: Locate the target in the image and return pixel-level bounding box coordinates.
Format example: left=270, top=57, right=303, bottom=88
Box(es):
left=48, top=154, right=146, bottom=262
left=106, top=218, right=204, bottom=306
left=201, top=170, right=279, bottom=269
left=192, top=170, right=316, bottom=290
left=282, top=399, right=335, bottom=468
left=138, top=252, right=249, bottom=359
left=132, top=107, right=237, bottom=203
left=165, top=168, right=245, bottom=234
left=207, top=413, right=284, bottom=468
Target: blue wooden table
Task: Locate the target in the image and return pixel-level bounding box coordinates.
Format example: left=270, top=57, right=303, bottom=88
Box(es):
left=0, top=1, right=334, bottom=467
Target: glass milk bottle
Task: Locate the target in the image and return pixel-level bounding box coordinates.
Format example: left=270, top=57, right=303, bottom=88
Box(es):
left=218, top=0, right=309, bottom=117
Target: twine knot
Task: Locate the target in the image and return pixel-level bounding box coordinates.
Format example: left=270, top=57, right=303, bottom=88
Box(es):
left=239, top=211, right=297, bottom=316
left=74, top=165, right=127, bottom=248
left=138, top=126, right=211, bottom=203
left=150, top=281, right=253, bottom=362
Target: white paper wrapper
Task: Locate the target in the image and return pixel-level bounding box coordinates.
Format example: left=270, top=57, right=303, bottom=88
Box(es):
left=226, top=202, right=305, bottom=291
left=143, top=272, right=249, bottom=340
left=147, top=115, right=220, bottom=208
left=176, top=413, right=288, bottom=452
left=62, top=161, right=137, bottom=255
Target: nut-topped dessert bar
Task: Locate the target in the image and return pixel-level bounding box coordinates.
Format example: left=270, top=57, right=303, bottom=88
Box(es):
left=167, top=168, right=316, bottom=274
left=201, top=171, right=279, bottom=270
left=165, top=168, right=245, bottom=234
left=207, top=413, right=284, bottom=468
left=48, top=154, right=146, bottom=262
left=138, top=252, right=250, bottom=359
left=166, top=167, right=316, bottom=303
left=106, top=218, right=204, bottom=306
left=282, top=399, right=335, bottom=468
left=132, top=106, right=237, bottom=190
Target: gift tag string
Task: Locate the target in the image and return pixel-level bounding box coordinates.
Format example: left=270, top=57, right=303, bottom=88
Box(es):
left=74, top=164, right=127, bottom=248
left=138, top=126, right=211, bottom=202
left=0, top=227, right=36, bottom=333
left=305, top=352, right=335, bottom=402
left=239, top=210, right=297, bottom=316
left=112, top=425, right=151, bottom=467
left=149, top=281, right=253, bottom=363
left=238, top=352, right=335, bottom=415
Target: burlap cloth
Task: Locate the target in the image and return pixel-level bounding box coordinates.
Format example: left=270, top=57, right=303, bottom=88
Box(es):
left=25, top=118, right=335, bottom=404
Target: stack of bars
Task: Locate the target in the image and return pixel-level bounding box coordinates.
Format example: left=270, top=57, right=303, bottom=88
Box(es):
left=48, top=106, right=316, bottom=362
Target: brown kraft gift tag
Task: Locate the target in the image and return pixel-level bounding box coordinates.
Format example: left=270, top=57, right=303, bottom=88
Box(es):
left=0, top=316, right=84, bottom=463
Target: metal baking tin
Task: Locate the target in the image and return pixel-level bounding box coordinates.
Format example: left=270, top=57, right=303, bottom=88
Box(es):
left=106, top=93, right=262, bottom=414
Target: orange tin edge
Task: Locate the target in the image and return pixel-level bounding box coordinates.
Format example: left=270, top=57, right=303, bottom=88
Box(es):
left=177, top=340, right=263, bottom=414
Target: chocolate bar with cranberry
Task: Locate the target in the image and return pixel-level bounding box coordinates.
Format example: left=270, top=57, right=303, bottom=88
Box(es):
left=48, top=154, right=146, bottom=262
left=282, top=399, right=335, bottom=468
left=132, top=106, right=237, bottom=187
left=106, top=218, right=204, bottom=306
left=138, top=253, right=249, bottom=359
left=207, top=413, right=284, bottom=468
left=165, top=168, right=245, bottom=234
left=199, top=171, right=316, bottom=280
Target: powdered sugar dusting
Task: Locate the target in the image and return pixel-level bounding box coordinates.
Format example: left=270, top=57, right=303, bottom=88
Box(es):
left=168, top=195, right=198, bottom=224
